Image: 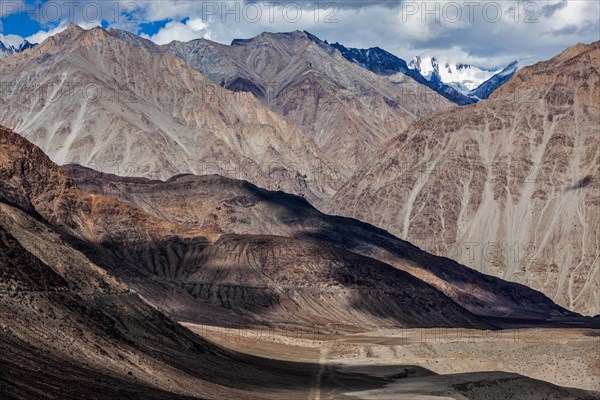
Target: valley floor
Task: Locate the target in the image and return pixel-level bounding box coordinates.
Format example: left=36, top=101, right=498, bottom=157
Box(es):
left=184, top=323, right=600, bottom=400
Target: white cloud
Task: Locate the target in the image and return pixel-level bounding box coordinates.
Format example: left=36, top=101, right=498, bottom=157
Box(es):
left=25, top=20, right=101, bottom=45
left=127, top=0, right=598, bottom=67
left=25, top=23, right=68, bottom=44
left=134, top=0, right=205, bottom=23
left=3, top=0, right=597, bottom=67
left=141, top=18, right=210, bottom=44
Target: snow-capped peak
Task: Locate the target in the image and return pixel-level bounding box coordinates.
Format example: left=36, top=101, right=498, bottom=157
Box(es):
left=497, top=60, right=519, bottom=77
left=408, top=54, right=508, bottom=95
left=409, top=55, right=440, bottom=81
left=14, top=39, right=36, bottom=52
left=0, top=39, right=37, bottom=60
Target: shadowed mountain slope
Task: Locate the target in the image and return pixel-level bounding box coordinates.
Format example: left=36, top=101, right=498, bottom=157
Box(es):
left=0, top=201, right=325, bottom=400
left=1, top=125, right=494, bottom=331
left=64, top=164, right=579, bottom=324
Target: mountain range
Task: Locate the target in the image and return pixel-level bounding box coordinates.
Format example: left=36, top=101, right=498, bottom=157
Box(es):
left=112, top=28, right=452, bottom=170
left=4, top=123, right=578, bottom=330
left=0, top=21, right=599, bottom=399
left=0, top=25, right=346, bottom=207
left=2, top=121, right=598, bottom=398
left=0, top=26, right=518, bottom=188
left=0, top=139, right=340, bottom=398
left=0, top=26, right=596, bottom=316
left=331, top=42, right=518, bottom=104
left=408, top=55, right=519, bottom=100
left=326, top=40, right=600, bottom=315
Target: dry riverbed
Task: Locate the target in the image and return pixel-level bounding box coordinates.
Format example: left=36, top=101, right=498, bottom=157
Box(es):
left=184, top=324, right=600, bottom=399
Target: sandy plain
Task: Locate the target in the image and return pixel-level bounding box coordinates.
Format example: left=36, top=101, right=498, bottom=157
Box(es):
left=185, top=323, right=600, bottom=399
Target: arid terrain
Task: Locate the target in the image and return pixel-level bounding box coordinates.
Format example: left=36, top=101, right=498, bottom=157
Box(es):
left=326, top=41, right=600, bottom=316
left=157, top=30, right=452, bottom=170
left=2, top=121, right=599, bottom=399
left=62, top=164, right=579, bottom=324
left=2, top=123, right=598, bottom=399
left=187, top=324, right=600, bottom=399
left=0, top=18, right=599, bottom=400
left=0, top=25, right=346, bottom=206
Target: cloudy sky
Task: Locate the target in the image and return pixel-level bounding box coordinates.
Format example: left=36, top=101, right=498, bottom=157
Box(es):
left=0, top=0, right=598, bottom=68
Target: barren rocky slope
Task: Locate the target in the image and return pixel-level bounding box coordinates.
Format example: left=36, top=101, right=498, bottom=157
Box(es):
left=0, top=202, right=325, bottom=400
left=325, top=41, right=600, bottom=315
left=64, top=165, right=580, bottom=324
left=1, top=125, right=496, bottom=331
left=0, top=25, right=345, bottom=206
left=111, top=29, right=452, bottom=170
left=0, top=126, right=401, bottom=399
left=2, top=188, right=593, bottom=399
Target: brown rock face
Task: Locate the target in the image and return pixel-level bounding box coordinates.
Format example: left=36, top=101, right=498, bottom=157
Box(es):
left=64, top=165, right=576, bottom=323
left=156, top=30, right=452, bottom=171
left=1, top=125, right=496, bottom=331
left=0, top=25, right=345, bottom=207
left=0, top=203, right=338, bottom=400
left=325, top=41, right=600, bottom=315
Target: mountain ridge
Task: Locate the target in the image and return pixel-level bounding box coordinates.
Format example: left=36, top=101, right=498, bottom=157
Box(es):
left=62, top=162, right=581, bottom=325
left=325, top=40, right=600, bottom=315
left=1, top=124, right=499, bottom=331
left=109, top=28, right=452, bottom=170
left=331, top=41, right=518, bottom=103
left=0, top=38, right=36, bottom=60
left=0, top=24, right=347, bottom=207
